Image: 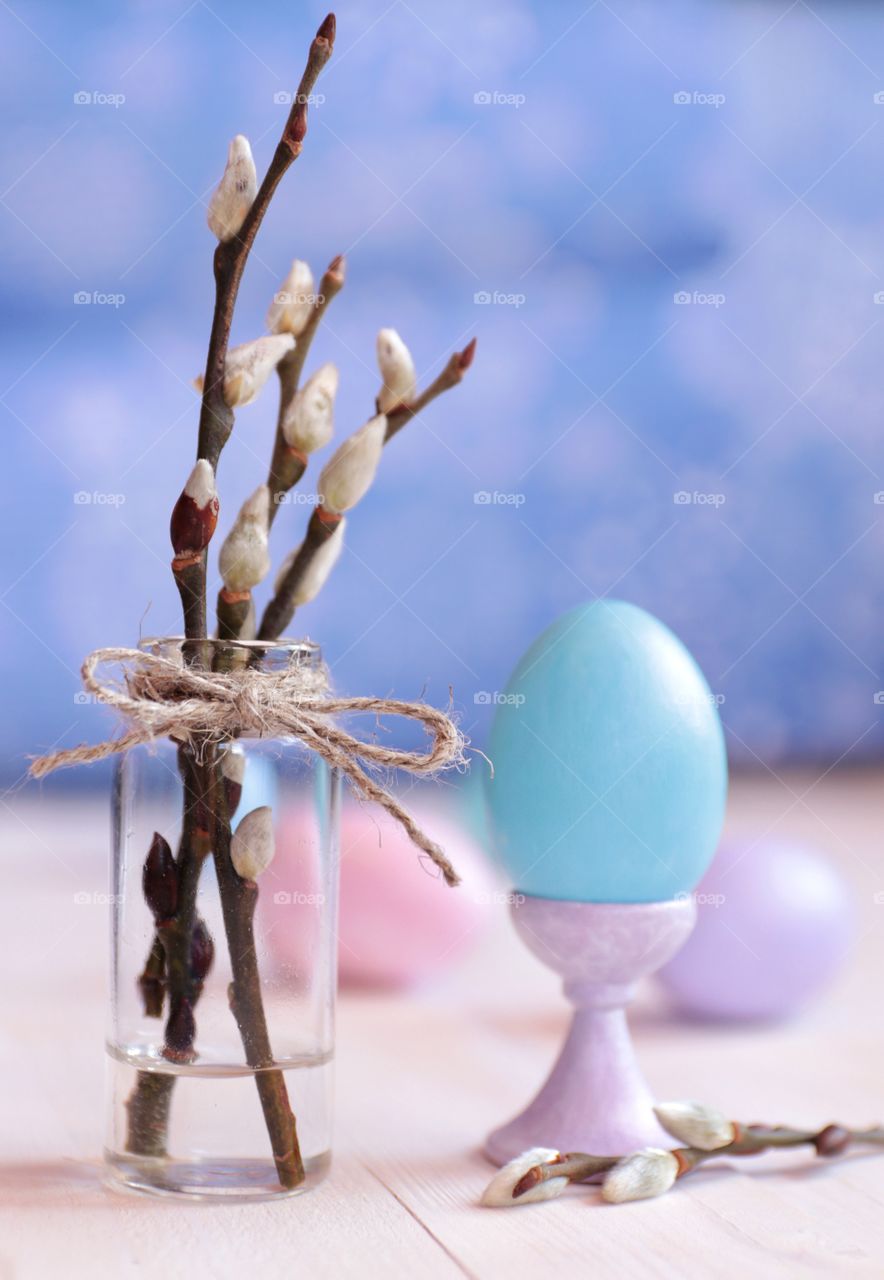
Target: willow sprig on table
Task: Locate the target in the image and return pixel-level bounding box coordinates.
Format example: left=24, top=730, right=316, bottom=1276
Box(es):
left=480, top=1101, right=884, bottom=1207
left=125, top=11, right=476, bottom=1191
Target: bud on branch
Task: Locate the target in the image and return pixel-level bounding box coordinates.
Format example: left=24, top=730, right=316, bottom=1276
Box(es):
left=376, top=328, right=416, bottom=413
left=267, top=260, right=316, bottom=336
left=142, top=832, right=178, bottom=923
left=281, top=361, right=338, bottom=454
left=207, top=135, right=257, bottom=243
left=230, top=806, right=276, bottom=881
left=654, top=1100, right=736, bottom=1152
left=170, top=459, right=219, bottom=560
left=318, top=413, right=386, bottom=514
left=195, top=335, right=296, bottom=409
left=481, top=1148, right=569, bottom=1207
left=601, top=1148, right=679, bottom=1204
left=218, top=484, right=271, bottom=592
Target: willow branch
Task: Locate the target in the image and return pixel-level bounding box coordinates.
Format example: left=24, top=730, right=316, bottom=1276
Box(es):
left=267, top=255, right=346, bottom=522
left=207, top=749, right=305, bottom=1188
left=158, top=13, right=336, bottom=1186
left=214, top=257, right=346, bottom=643
left=257, top=336, right=477, bottom=641
left=197, top=16, right=335, bottom=474
left=176, top=13, right=335, bottom=648
left=688, top=1122, right=884, bottom=1164
left=384, top=338, right=476, bottom=441
left=505, top=1124, right=884, bottom=1205
left=256, top=506, right=341, bottom=641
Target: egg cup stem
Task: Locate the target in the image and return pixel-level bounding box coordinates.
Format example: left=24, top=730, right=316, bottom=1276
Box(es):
left=485, top=896, right=696, bottom=1168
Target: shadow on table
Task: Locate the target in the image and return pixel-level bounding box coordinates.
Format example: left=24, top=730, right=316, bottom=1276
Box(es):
left=0, top=1160, right=153, bottom=1209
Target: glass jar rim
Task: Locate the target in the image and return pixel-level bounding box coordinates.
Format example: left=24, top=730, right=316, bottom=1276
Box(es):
left=138, top=635, right=321, bottom=664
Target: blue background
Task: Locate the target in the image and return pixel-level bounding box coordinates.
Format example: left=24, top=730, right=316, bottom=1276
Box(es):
left=4, top=0, right=884, bottom=785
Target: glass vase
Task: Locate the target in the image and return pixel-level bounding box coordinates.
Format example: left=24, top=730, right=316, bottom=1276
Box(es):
left=105, top=638, right=340, bottom=1201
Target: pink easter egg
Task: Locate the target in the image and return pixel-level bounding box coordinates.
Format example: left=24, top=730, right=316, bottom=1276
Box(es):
left=265, top=799, right=497, bottom=989
left=658, top=837, right=855, bottom=1022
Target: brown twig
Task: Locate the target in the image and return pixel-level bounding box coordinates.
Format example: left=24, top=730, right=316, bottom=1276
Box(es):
left=156, top=753, right=213, bottom=1066
left=512, top=1153, right=619, bottom=1199
left=206, top=748, right=305, bottom=1188
left=171, top=556, right=209, bottom=665
left=257, top=505, right=343, bottom=640
left=672, top=1122, right=884, bottom=1175
left=137, top=934, right=166, bottom=1019
left=216, top=588, right=254, bottom=641
left=256, top=337, right=477, bottom=641
left=125, top=749, right=213, bottom=1156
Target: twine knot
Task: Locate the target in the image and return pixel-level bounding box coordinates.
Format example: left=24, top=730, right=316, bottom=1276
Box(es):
left=29, top=646, right=469, bottom=886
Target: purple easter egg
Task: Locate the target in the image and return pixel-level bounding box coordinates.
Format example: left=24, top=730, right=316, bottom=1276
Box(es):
left=658, top=838, right=855, bottom=1022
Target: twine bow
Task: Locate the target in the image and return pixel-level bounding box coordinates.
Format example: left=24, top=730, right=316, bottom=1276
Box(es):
left=29, top=646, right=468, bottom=886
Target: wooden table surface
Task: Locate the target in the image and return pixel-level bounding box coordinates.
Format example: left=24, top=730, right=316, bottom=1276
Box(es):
left=2, top=770, right=883, bottom=1278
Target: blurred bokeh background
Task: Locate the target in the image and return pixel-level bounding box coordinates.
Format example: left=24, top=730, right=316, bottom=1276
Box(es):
left=4, top=0, right=884, bottom=786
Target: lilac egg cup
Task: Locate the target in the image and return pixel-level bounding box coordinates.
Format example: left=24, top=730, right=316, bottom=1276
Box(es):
left=485, top=894, right=696, bottom=1168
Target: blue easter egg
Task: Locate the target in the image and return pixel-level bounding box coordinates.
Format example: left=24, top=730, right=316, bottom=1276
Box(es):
left=485, top=601, right=727, bottom=903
